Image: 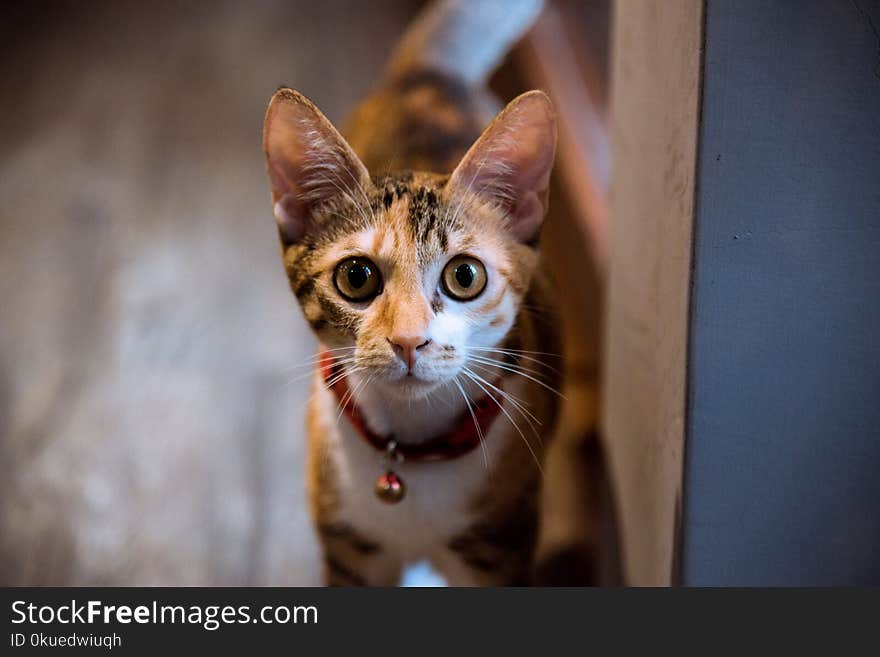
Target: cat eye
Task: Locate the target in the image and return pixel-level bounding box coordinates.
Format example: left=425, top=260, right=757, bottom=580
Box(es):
left=441, top=255, right=487, bottom=301
left=334, top=257, right=382, bottom=302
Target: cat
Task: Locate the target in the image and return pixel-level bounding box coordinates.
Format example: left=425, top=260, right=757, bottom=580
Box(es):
left=262, top=0, right=561, bottom=585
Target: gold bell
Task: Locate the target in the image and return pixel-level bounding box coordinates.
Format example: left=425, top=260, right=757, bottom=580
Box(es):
left=375, top=470, right=405, bottom=504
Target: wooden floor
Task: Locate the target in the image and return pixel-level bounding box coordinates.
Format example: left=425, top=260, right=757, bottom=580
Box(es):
left=0, top=0, right=419, bottom=585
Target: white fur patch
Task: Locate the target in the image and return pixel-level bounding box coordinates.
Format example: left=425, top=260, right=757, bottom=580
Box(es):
left=401, top=561, right=447, bottom=587
left=428, top=309, right=469, bottom=345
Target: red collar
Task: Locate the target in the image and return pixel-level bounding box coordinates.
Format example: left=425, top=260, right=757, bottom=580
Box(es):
left=319, top=351, right=502, bottom=461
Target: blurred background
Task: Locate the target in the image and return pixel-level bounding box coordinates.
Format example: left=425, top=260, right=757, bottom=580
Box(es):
left=0, top=0, right=611, bottom=585
left=0, top=0, right=417, bottom=585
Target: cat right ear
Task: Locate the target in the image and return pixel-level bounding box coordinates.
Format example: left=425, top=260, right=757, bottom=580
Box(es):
left=263, top=88, right=371, bottom=246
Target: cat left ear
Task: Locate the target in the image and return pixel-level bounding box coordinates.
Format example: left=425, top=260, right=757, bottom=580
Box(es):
left=263, top=88, right=372, bottom=246
left=447, top=90, right=557, bottom=243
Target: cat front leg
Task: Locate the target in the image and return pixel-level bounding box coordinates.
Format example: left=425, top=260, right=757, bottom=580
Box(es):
left=317, top=521, right=402, bottom=586
left=432, top=509, right=539, bottom=586
left=431, top=543, right=533, bottom=587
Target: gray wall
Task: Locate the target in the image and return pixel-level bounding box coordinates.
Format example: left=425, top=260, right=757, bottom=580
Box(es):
left=683, top=0, right=880, bottom=585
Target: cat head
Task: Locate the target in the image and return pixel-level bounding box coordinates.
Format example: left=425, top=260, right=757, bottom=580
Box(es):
left=263, top=87, right=556, bottom=399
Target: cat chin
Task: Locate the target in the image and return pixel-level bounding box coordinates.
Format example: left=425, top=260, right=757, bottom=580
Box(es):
left=375, top=375, right=445, bottom=401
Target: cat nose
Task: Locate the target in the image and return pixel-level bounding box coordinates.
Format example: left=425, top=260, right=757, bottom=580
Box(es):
left=387, top=336, right=431, bottom=371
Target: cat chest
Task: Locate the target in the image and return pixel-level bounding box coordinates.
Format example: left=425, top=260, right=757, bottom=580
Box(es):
left=327, top=416, right=509, bottom=557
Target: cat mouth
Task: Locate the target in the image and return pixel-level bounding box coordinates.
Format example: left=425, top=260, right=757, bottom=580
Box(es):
left=384, top=371, right=445, bottom=396
left=394, top=373, right=435, bottom=386
left=367, top=359, right=460, bottom=393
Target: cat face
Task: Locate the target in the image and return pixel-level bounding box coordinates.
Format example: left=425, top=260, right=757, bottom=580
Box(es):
left=263, top=88, right=556, bottom=399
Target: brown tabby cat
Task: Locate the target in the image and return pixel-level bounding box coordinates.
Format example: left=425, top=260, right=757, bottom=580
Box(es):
left=262, top=0, right=560, bottom=585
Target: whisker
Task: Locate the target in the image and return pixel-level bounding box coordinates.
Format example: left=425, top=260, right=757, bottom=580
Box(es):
left=468, top=348, right=561, bottom=373
left=285, top=346, right=357, bottom=372
left=463, top=366, right=543, bottom=451
left=470, top=346, right=563, bottom=358
left=468, top=354, right=554, bottom=383
left=282, top=356, right=359, bottom=388
left=467, top=356, right=566, bottom=399
left=282, top=369, right=320, bottom=388
left=300, top=351, right=357, bottom=366
left=463, top=365, right=542, bottom=428
left=452, top=376, right=489, bottom=472
left=324, top=364, right=364, bottom=390
left=336, top=373, right=372, bottom=424
left=299, top=354, right=358, bottom=368
left=461, top=369, right=543, bottom=475
left=311, top=345, right=358, bottom=355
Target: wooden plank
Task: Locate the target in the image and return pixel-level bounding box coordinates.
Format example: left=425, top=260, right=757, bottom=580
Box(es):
left=602, top=0, right=703, bottom=585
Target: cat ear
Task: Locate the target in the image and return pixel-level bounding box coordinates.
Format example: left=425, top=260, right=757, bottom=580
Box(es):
left=263, top=88, right=371, bottom=245
left=447, top=90, right=557, bottom=243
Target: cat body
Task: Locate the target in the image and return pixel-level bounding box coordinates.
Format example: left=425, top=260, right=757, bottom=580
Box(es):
left=263, top=0, right=559, bottom=585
